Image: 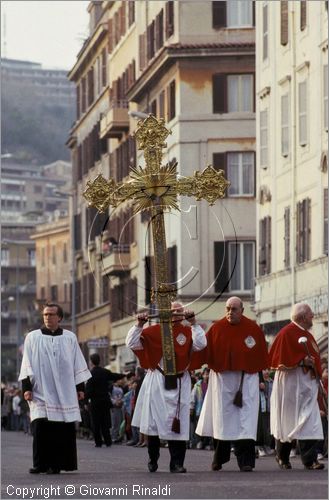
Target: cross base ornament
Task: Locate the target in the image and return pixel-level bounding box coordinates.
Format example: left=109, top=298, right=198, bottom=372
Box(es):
left=83, top=114, right=229, bottom=375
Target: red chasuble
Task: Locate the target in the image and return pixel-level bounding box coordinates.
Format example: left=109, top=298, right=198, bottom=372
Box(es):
left=190, top=316, right=269, bottom=373
left=133, top=323, right=193, bottom=372
left=269, top=322, right=321, bottom=374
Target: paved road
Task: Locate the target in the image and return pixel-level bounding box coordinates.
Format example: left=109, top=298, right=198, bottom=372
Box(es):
left=1, top=432, right=327, bottom=500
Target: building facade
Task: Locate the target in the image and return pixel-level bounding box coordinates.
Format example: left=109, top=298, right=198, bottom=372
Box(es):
left=69, top=0, right=257, bottom=371
left=254, top=1, right=328, bottom=350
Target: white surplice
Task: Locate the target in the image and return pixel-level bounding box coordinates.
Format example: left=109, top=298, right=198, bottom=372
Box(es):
left=19, top=329, right=91, bottom=422
left=270, top=368, right=323, bottom=442
left=126, top=324, right=206, bottom=441
left=196, top=370, right=259, bottom=440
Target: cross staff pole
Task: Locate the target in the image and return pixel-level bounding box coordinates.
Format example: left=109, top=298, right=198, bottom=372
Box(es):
left=83, top=114, right=230, bottom=375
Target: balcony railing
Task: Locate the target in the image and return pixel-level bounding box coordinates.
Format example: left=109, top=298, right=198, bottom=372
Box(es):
left=102, top=243, right=131, bottom=275
left=100, top=101, right=129, bottom=139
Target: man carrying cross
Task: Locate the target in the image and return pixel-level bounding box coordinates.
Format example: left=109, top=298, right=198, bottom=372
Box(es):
left=125, top=302, right=206, bottom=473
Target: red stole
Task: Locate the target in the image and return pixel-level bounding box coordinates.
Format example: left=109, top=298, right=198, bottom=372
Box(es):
left=269, top=322, right=321, bottom=374
left=190, top=316, right=269, bottom=373
left=133, top=323, right=193, bottom=372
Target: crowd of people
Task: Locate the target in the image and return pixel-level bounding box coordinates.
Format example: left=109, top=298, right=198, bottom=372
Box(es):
left=8, top=300, right=328, bottom=474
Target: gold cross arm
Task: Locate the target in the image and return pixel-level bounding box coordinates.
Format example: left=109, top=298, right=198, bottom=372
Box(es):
left=83, top=164, right=229, bottom=213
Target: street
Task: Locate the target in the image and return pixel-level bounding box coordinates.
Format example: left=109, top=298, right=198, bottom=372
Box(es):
left=1, top=432, right=327, bottom=500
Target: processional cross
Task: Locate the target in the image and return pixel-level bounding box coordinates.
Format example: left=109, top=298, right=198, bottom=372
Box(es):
left=83, top=115, right=229, bottom=376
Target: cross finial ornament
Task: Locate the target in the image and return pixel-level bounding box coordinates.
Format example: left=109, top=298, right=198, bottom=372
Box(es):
left=83, top=114, right=230, bottom=375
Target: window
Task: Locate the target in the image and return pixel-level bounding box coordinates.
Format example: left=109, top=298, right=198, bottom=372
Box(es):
left=33, top=185, right=42, bottom=194
left=229, top=241, right=255, bottom=292
left=227, top=74, right=253, bottom=112
left=298, top=80, right=308, bottom=146
left=324, top=65, right=328, bottom=130
left=159, top=90, right=165, bottom=118
left=63, top=242, right=68, bottom=263
left=296, top=198, right=311, bottom=263
left=214, top=240, right=255, bottom=293
left=165, top=1, right=174, bottom=39
left=1, top=248, right=9, bottom=266
left=281, top=0, right=289, bottom=46
left=213, top=73, right=254, bottom=113
left=50, top=285, right=58, bottom=301
left=300, top=0, right=307, bottom=30
left=324, top=189, right=328, bottom=255
left=52, top=245, right=56, bottom=265
left=263, top=3, right=268, bottom=60
left=227, top=152, right=255, bottom=196
left=168, top=80, right=176, bottom=121
left=259, top=216, right=271, bottom=276
left=260, top=109, right=268, bottom=168
left=41, top=247, right=45, bottom=267
left=284, top=207, right=290, bottom=268
left=40, top=286, right=45, bottom=300
left=28, top=249, right=35, bottom=266
left=227, top=0, right=253, bottom=27
left=281, top=93, right=290, bottom=156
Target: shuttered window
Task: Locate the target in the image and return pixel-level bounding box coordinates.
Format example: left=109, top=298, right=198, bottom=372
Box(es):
left=281, top=93, right=290, bottom=156
left=284, top=207, right=290, bottom=268
left=296, top=198, right=311, bottom=263
left=168, top=80, right=176, bottom=121
left=324, top=65, right=328, bottom=130
left=227, top=0, right=253, bottom=27
left=299, top=80, right=308, bottom=146
left=300, top=0, right=307, bottom=31
left=165, top=1, right=174, bottom=38
left=227, top=152, right=255, bottom=196
left=214, top=241, right=229, bottom=294
left=259, top=216, right=271, bottom=276
left=263, top=3, right=268, bottom=60
left=281, top=1, right=289, bottom=45
left=260, top=109, right=268, bottom=168
left=213, top=2, right=226, bottom=28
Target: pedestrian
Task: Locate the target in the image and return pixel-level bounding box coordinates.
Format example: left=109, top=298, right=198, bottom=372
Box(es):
left=269, top=303, right=325, bottom=470
left=111, top=381, right=125, bottom=443
left=194, top=296, right=269, bottom=472
left=190, top=367, right=211, bottom=450
left=125, top=302, right=206, bottom=473
left=257, top=369, right=274, bottom=457
left=18, top=302, right=91, bottom=474
left=85, top=353, right=125, bottom=448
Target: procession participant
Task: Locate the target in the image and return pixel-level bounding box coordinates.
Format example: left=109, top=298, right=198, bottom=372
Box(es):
left=85, top=353, right=125, bottom=448
left=125, top=302, right=206, bottom=473
left=269, top=303, right=324, bottom=470
left=195, top=296, right=269, bottom=472
left=19, top=303, right=91, bottom=474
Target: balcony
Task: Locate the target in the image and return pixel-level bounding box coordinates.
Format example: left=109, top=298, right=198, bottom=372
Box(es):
left=100, top=101, right=129, bottom=139
left=102, top=243, right=131, bottom=276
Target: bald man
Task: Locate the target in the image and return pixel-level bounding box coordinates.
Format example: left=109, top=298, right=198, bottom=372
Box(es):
left=126, top=302, right=206, bottom=473
left=269, top=303, right=324, bottom=470
left=195, top=297, right=269, bottom=472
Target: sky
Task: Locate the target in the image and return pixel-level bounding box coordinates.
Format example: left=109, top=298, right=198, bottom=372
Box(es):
left=1, top=0, right=90, bottom=70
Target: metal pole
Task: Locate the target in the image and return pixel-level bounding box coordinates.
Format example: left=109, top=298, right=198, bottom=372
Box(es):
left=15, top=244, right=21, bottom=379
left=71, top=193, right=76, bottom=334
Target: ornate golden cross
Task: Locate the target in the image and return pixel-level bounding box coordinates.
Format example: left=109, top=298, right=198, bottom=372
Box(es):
left=83, top=114, right=229, bottom=375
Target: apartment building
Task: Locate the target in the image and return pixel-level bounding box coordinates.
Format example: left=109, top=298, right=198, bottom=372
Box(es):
left=68, top=0, right=257, bottom=371
left=67, top=0, right=112, bottom=360
left=254, top=1, right=328, bottom=350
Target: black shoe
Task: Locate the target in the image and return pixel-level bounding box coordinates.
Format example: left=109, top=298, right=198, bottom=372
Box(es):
left=240, top=465, right=253, bottom=472
left=275, top=455, right=292, bottom=469
left=211, top=463, right=222, bottom=471
left=29, top=467, right=46, bottom=474
left=304, top=461, right=325, bottom=470
left=170, top=465, right=187, bottom=473
left=46, top=468, right=60, bottom=474
left=148, top=461, right=158, bottom=472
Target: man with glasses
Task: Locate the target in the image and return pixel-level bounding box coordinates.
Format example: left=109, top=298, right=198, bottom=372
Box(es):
left=19, top=302, right=91, bottom=474
left=195, top=296, right=269, bottom=472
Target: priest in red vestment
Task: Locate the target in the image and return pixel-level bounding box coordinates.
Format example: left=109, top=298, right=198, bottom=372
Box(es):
left=125, top=302, right=206, bottom=473
left=269, top=303, right=324, bottom=471
left=194, top=296, right=269, bottom=472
